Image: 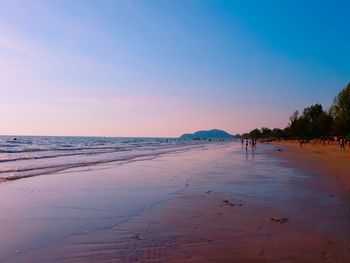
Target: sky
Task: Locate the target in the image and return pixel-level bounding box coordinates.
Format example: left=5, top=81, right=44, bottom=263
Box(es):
left=0, top=0, right=349, bottom=137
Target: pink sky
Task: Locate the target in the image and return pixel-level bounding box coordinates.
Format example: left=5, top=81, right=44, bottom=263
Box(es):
left=1, top=1, right=346, bottom=137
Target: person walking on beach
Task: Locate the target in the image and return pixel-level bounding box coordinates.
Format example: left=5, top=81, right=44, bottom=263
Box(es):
left=340, top=138, right=345, bottom=151
left=252, top=139, right=257, bottom=149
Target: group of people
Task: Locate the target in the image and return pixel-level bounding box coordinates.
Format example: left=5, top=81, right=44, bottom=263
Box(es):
left=240, top=138, right=257, bottom=150
left=240, top=136, right=350, bottom=151
left=299, top=137, right=350, bottom=151
left=271, top=136, right=350, bottom=151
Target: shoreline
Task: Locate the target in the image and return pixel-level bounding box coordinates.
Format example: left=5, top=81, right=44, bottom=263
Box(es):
left=0, top=143, right=206, bottom=183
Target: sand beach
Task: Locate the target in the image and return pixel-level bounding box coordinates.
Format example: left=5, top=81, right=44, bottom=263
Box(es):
left=0, top=142, right=349, bottom=262
left=271, top=141, right=350, bottom=193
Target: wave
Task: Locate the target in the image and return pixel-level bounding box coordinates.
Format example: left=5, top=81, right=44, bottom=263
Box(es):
left=0, top=146, right=129, bottom=155
left=0, top=144, right=204, bottom=182
left=0, top=148, right=43, bottom=153
left=5, top=140, right=32, bottom=144
left=0, top=148, right=131, bottom=163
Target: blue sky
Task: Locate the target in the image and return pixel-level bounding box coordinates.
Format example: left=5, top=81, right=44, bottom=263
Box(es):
left=0, top=0, right=349, bottom=136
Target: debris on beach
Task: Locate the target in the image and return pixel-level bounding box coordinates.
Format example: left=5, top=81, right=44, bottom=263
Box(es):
left=220, top=200, right=242, bottom=207
left=219, top=200, right=234, bottom=206
left=270, top=217, right=288, bottom=223
left=132, top=234, right=141, bottom=240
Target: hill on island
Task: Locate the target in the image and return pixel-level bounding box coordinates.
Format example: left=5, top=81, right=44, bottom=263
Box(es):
left=180, top=129, right=234, bottom=140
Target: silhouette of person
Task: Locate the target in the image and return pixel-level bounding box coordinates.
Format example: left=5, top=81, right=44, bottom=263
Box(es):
left=340, top=138, right=345, bottom=151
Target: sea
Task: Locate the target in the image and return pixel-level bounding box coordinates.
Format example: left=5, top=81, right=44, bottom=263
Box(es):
left=0, top=136, right=207, bottom=181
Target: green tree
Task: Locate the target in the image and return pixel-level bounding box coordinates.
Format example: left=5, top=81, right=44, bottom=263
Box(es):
left=261, top=127, right=272, bottom=138
left=287, top=104, right=331, bottom=137
left=315, top=111, right=333, bottom=136
left=271, top=128, right=285, bottom=138
left=288, top=110, right=306, bottom=137
left=249, top=128, right=262, bottom=138
left=330, top=83, right=350, bottom=136
left=302, top=104, right=324, bottom=137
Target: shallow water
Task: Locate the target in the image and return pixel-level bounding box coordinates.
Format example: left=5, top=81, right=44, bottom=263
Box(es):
left=0, top=142, right=349, bottom=262
left=0, top=136, right=206, bottom=180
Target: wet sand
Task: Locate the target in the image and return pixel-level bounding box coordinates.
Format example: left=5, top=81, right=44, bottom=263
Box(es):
left=0, top=143, right=350, bottom=262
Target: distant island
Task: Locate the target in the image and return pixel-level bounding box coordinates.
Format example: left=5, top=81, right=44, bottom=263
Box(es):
left=180, top=129, right=234, bottom=140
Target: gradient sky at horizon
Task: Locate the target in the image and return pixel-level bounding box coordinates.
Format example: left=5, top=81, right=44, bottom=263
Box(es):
left=0, top=0, right=349, bottom=137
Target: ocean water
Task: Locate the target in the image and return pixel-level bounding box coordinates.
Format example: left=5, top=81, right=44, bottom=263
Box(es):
left=0, top=136, right=207, bottom=181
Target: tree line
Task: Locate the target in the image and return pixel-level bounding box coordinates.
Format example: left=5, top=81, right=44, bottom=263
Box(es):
left=244, top=82, right=350, bottom=139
